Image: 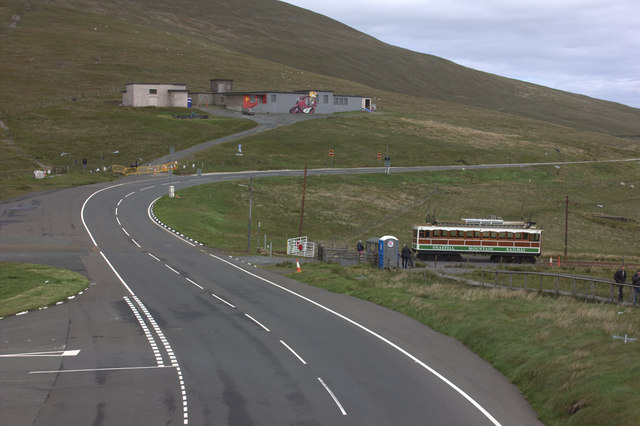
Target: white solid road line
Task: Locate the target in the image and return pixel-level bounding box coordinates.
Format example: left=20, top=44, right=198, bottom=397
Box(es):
left=1, top=350, right=80, bottom=358
left=318, top=377, right=347, bottom=416
left=207, top=252, right=502, bottom=426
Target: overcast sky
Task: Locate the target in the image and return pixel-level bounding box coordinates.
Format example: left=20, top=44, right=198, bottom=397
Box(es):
left=281, top=0, right=640, bottom=108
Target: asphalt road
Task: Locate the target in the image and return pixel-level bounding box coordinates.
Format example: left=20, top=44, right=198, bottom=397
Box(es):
left=0, top=169, right=544, bottom=426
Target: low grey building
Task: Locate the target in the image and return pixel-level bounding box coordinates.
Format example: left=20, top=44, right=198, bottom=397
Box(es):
left=121, top=83, right=189, bottom=107
left=193, top=79, right=373, bottom=114
left=121, top=79, right=373, bottom=114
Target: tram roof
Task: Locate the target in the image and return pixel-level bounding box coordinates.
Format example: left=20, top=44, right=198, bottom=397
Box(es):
left=413, top=222, right=541, bottom=232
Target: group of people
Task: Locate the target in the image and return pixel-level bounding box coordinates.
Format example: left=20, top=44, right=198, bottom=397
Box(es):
left=614, top=266, right=640, bottom=305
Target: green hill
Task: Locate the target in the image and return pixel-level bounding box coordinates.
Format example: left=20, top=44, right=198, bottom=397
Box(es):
left=0, top=0, right=638, bottom=191
left=2, top=0, right=639, bottom=133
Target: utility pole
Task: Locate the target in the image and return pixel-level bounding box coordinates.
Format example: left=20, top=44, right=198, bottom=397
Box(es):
left=298, top=166, right=307, bottom=237
left=556, top=196, right=577, bottom=263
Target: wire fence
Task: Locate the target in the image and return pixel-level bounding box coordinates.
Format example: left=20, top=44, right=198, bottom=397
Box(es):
left=476, top=269, right=639, bottom=305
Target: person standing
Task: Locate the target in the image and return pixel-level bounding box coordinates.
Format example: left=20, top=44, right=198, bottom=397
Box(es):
left=401, top=243, right=412, bottom=269
left=356, top=240, right=364, bottom=260
left=614, top=265, right=627, bottom=302
left=632, top=270, right=640, bottom=306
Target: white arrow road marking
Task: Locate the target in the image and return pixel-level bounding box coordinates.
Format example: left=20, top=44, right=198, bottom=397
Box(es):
left=0, top=349, right=80, bottom=357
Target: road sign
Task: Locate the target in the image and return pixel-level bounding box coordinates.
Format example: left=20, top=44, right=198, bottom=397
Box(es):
left=377, top=152, right=382, bottom=160
left=329, top=149, right=334, bottom=157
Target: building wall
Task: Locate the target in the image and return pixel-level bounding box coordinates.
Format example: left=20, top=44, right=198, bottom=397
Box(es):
left=210, top=79, right=233, bottom=93
left=191, top=93, right=214, bottom=106
left=189, top=87, right=371, bottom=114
left=122, top=83, right=188, bottom=107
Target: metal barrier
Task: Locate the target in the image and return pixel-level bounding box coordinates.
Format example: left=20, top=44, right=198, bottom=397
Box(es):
left=479, top=269, right=638, bottom=304
left=316, top=244, right=376, bottom=266
left=287, top=236, right=316, bottom=258
left=112, top=161, right=178, bottom=175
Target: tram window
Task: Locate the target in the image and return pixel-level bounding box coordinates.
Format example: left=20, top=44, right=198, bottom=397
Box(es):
left=433, top=230, right=440, bottom=237
left=419, top=230, right=429, bottom=238
left=499, top=232, right=506, bottom=239
left=474, top=231, right=481, bottom=238
left=533, top=234, right=540, bottom=241
left=507, top=232, right=514, bottom=239
left=483, top=231, right=491, bottom=238
left=442, top=231, right=448, bottom=237
left=515, top=232, right=522, bottom=240
left=466, top=231, right=474, bottom=238
left=490, top=232, right=498, bottom=239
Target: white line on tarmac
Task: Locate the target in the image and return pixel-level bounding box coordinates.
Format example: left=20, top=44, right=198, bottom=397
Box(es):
left=280, top=340, right=307, bottom=365
left=245, top=314, right=270, bottom=331
left=211, top=293, right=235, bottom=308
left=185, top=278, right=204, bottom=290
left=206, top=252, right=502, bottom=426
left=165, top=264, right=180, bottom=275
left=318, top=377, right=347, bottom=415
left=1, top=350, right=80, bottom=358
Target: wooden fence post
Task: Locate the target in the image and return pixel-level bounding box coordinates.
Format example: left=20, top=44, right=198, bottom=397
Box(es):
left=539, top=274, right=543, bottom=292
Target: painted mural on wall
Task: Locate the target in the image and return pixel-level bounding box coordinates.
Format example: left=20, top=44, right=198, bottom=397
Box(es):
left=289, top=91, right=317, bottom=114
left=242, top=95, right=258, bottom=114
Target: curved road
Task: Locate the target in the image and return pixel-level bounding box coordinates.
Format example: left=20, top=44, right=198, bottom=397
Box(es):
left=0, top=166, right=547, bottom=425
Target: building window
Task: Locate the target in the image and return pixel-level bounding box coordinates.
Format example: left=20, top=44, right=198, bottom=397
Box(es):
left=323, top=95, right=329, bottom=104
left=271, top=94, right=277, bottom=103
left=333, top=97, right=348, bottom=105
left=149, top=89, right=157, bottom=94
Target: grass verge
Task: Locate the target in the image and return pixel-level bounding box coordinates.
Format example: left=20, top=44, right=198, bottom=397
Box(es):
left=0, top=102, right=256, bottom=200
left=179, top=111, right=639, bottom=173
left=0, top=262, right=89, bottom=318
left=272, top=262, right=640, bottom=425
left=153, top=165, right=640, bottom=260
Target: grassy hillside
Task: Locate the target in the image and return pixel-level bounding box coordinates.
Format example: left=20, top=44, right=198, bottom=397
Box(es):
left=179, top=110, right=639, bottom=172
left=2, top=0, right=640, bottom=135
left=155, top=163, right=640, bottom=261
left=0, top=0, right=638, bottom=192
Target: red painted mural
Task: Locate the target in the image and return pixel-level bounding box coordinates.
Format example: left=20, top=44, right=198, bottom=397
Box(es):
left=289, top=91, right=317, bottom=114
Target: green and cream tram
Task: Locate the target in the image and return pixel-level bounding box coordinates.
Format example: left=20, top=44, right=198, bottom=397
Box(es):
left=412, top=217, right=542, bottom=263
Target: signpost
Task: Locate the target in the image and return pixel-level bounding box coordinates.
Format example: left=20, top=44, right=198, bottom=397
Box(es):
left=329, top=149, right=334, bottom=167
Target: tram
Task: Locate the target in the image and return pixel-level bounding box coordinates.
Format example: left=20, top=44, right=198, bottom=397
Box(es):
left=412, top=217, right=542, bottom=263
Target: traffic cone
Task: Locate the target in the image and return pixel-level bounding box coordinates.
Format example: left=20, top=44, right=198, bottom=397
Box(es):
left=296, top=259, right=302, bottom=273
